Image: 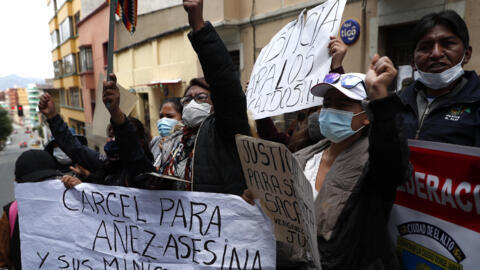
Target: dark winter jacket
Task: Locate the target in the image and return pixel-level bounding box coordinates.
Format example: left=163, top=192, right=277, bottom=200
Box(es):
left=400, top=71, right=480, bottom=146
left=187, top=22, right=251, bottom=195
left=47, top=115, right=153, bottom=187
left=295, top=95, right=410, bottom=270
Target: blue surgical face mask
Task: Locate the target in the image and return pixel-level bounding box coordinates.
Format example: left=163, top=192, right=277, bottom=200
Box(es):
left=157, top=118, right=178, bottom=137
left=318, top=108, right=365, bottom=143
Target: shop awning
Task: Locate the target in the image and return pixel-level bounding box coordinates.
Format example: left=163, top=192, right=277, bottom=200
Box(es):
left=129, top=79, right=182, bottom=94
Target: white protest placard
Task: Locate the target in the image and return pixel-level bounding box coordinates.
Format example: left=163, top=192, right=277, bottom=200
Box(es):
left=92, top=73, right=138, bottom=137
left=15, top=180, right=276, bottom=270
left=246, top=0, right=347, bottom=120
left=235, top=135, right=321, bottom=269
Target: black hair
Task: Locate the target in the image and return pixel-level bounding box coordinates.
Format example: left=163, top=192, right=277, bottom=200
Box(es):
left=128, top=117, right=154, bottom=161
left=412, top=10, right=469, bottom=50
left=184, top=78, right=210, bottom=97
left=161, top=97, right=183, bottom=114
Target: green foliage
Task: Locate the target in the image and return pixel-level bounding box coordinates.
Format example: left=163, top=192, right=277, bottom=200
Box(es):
left=0, top=108, right=13, bottom=142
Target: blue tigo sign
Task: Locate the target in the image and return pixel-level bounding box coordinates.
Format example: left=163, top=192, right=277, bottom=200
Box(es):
left=340, top=19, right=360, bottom=45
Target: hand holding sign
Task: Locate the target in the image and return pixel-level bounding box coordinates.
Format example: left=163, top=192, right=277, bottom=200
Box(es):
left=365, top=54, right=397, bottom=100
left=183, top=0, right=205, bottom=32
left=103, top=73, right=125, bottom=125
left=329, top=36, right=348, bottom=70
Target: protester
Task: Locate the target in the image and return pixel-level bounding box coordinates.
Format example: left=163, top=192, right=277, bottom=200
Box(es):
left=398, top=10, right=480, bottom=146
left=150, top=97, right=183, bottom=167
left=38, top=93, right=153, bottom=187
left=0, top=150, right=64, bottom=270
left=255, top=36, right=347, bottom=152
left=244, top=55, right=410, bottom=269
left=152, top=0, right=250, bottom=195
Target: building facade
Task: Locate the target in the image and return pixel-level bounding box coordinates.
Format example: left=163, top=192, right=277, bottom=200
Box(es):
left=5, top=89, right=18, bottom=120
left=47, top=0, right=85, bottom=135
left=77, top=0, right=111, bottom=150
left=93, top=0, right=480, bottom=136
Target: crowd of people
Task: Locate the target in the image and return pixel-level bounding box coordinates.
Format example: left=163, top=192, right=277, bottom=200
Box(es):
left=1, top=0, right=479, bottom=269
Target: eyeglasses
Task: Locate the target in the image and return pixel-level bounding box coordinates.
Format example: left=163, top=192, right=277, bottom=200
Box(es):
left=323, top=73, right=365, bottom=89
left=180, top=93, right=210, bottom=105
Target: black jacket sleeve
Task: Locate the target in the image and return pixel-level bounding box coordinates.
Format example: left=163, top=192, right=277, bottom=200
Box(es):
left=188, top=22, right=251, bottom=137
left=366, top=94, right=411, bottom=190
left=47, top=115, right=103, bottom=172
left=111, top=117, right=155, bottom=187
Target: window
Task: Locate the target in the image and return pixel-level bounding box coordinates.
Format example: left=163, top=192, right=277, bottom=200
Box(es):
left=69, top=87, right=83, bottom=108
left=50, top=30, right=59, bottom=49
left=59, top=89, right=67, bottom=106
left=70, top=119, right=85, bottom=135
left=103, top=42, right=108, bottom=67
left=79, top=47, right=93, bottom=73
left=73, top=12, right=80, bottom=36
left=62, top=54, right=76, bottom=75
left=57, top=0, right=66, bottom=10
left=53, top=60, right=63, bottom=78
left=59, top=17, right=73, bottom=44
left=47, top=0, right=56, bottom=19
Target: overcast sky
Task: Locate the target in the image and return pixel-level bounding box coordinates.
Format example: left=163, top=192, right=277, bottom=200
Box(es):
left=0, top=1, right=53, bottom=79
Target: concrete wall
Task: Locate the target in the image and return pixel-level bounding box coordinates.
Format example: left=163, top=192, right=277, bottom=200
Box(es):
left=464, top=0, right=480, bottom=72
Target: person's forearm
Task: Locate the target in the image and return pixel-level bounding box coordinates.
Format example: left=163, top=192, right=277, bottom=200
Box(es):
left=47, top=115, right=102, bottom=171
left=110, top=108, right=126, bottom=125
left=367, top=94, right=410, bottom=188
left=188, top=22, right=250, bottom=136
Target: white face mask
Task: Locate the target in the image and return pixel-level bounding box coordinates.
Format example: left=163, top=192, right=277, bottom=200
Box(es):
left=182, top=100, right=211, bottom=128
left=53, top=147, right=72, bottom=165
left=416, top=54, right=465, bottom=90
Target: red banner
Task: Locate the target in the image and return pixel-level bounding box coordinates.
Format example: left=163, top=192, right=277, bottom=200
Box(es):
left=390, top=140, right=480, bottom=269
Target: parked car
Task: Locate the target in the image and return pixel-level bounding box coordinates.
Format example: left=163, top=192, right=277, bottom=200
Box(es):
left=25, top=130, right=31, bottom=134
left=6, top=137, right=12, bottom=145
left=19, top=141, right=28, bottom=148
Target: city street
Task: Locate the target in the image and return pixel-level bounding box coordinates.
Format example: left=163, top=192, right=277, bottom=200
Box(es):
left=0, top=125, right=41, bottom=207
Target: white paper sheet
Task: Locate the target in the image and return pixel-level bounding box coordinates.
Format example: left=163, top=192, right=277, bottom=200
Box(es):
left=246, top=0, right=347, bottom=120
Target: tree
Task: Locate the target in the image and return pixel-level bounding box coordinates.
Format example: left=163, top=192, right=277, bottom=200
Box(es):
left=0, top=108, right=13, bottom=143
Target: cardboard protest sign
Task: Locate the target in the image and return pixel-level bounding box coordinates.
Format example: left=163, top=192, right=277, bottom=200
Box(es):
left=235, top=135, right=321, bottom=269
left=92, top=73, right=138, bottom=137
left=389, top=140, right=480, bottom=270
left=15, top=180, right=276, bottom=269
left=246, top=0, right=347, bottom=120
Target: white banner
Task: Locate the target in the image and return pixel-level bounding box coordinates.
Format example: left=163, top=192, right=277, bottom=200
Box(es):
left=246, top=0, right=347, bottom=120
left=15, top=180, right=276, bottom=270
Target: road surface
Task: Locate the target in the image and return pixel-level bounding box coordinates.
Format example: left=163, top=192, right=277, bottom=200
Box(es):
left=0, top=126, right=42, bottom=208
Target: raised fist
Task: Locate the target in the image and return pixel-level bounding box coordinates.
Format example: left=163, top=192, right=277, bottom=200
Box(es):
left=365, top=54, right=397, bottom=100
left=183, top=0, right=205, bottom=32
left=38, top=93, right=57, bottom=119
